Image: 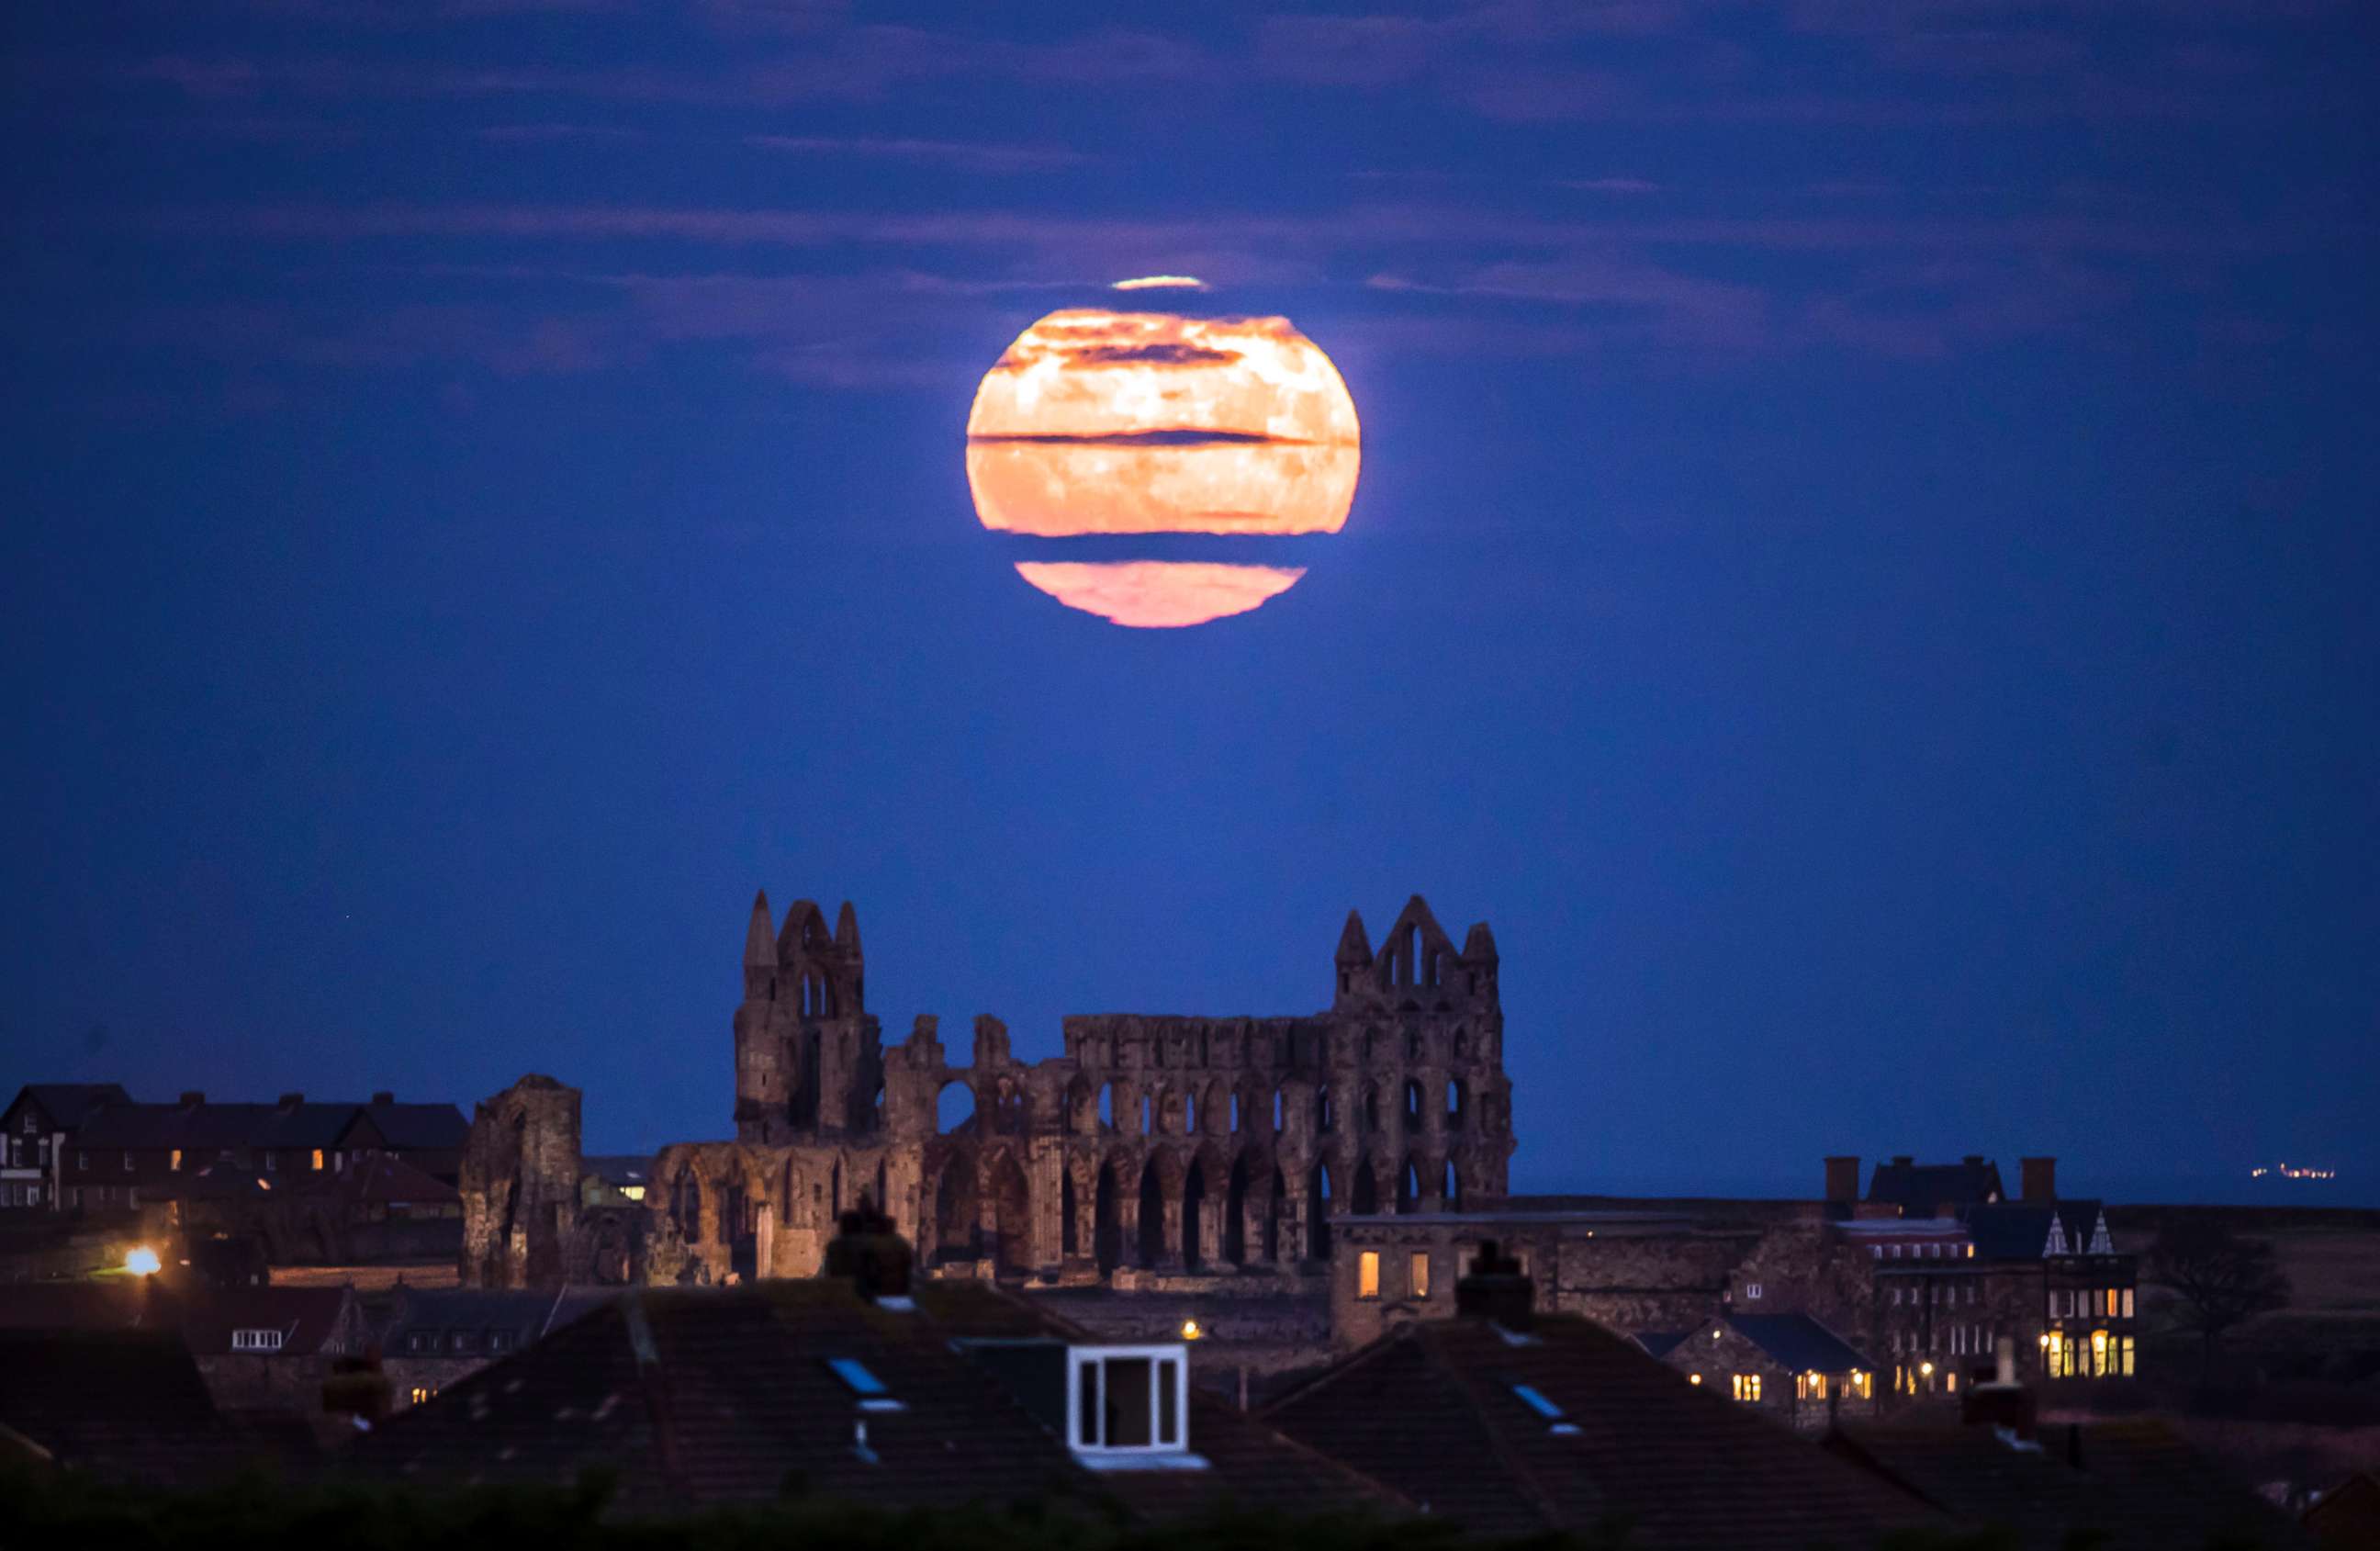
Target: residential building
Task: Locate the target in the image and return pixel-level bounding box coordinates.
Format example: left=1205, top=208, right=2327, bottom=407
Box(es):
left=376, top=1285, right=611, bottom=1410
left=0, top=1084, right=129, bottom=1209
left=1642, top=1312, right=1881, bottom=1432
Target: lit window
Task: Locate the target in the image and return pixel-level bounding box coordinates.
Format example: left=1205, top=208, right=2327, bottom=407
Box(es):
left=1067, top=1346, right=1194, bottom=1465
left=1731, top=1374, right=1762, bottom=1402
left=1357, top=1251, right=1380, bottom=1300
left=2121, top=1287, right=2134, bottom=1319
left=1797, top=1372, right=1828, bottom=1400
left=230, top=1328, right=285, bottom=1353
left=826, top=1357, right=904, bottom=1412
left=619, top=1185, right=646, bottom=1202
left=311, top=1149, right=325, bottom=1171
left=410, top=1386, right=436, bottom=1406
left=1409, top=1252, right=1431, bottom=1299
left=1849, top=1369, right=1872, bottom=1399
left=169, top=1149, right=182, bottom=1172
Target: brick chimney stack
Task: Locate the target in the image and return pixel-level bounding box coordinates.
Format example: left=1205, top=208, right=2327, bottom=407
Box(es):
left=371, top=1091, right=394, bottom=1105
left=1824, top=1155, right=1860, bottom=1205
left=178, top=1091, right=205, bottom=1108
left=1455, top=1241, right=1535, bottom=1330
left=1961, top=1335, right=2038, bottom=1440
left=276, top=1092, right=305, bottom=1112
left=2021, top=1157, right=2057, bottom=1202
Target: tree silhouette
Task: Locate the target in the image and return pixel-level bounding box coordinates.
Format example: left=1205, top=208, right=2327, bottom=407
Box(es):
left=2146, top=1218, right=2290, bottom=1380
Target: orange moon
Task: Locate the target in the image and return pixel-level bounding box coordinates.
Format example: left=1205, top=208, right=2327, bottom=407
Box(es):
left=966, top=307, right=1360, bottom=626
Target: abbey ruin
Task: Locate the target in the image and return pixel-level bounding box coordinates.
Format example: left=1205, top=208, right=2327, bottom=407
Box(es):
left=459, top=892, right=1514, bottom=1290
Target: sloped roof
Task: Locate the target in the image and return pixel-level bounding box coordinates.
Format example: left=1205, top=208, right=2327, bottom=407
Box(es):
left=6, top=1084, right=131, bottom=1130
left=1635, top=1331, right=1689, bottom=1359
left=179, top=1285, right=358, bottom=1357
left=1726, top=1313, right=1874, bottom=1375
left=2306, top=1471, right=2380, bottom=1550
left=380, top=1286, right=610, bottom=1348
left=0, top=1327, right=238, bottom=1485
left=1262, top=1314, right=1939, bottom=1547
left=347, top=1100, right=468, bottom=1152
left=1829, top=1420, right=2312, bottom=1551
left=0, top=1279, right=169, bottom=1331
left=1963, top=1204, right=2057, bottom=1260
left=581, top=1153, right=656, bottom=1186
left=75, top=1101, right=359, bottom=1150
left=351, top=1278, right=1389, bottom=1521
left=328, top=1152, right=459, bottom=1205
left=1869, top=1158, right=2006, bottom=1213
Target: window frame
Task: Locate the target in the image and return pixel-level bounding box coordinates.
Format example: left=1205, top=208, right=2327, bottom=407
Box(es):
left=1356, top=1250, right=1380, bottom=1300
left=1065, top=1344, right=1193, bottom=1463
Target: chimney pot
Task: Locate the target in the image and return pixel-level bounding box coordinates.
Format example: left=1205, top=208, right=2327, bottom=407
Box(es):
left=371, top=1091, right=394, bottom=1106
left=1824, top=1155, right=1860, bottom=1206
left=1962, top=1154, right=1984, bottom=1166
left=179, top=1091, right=206, bottom=1108
left=1892, top=1155, right=1914, bottom=1168
left=277, top=1092, right=304, bottom=1110
left=2020, top=1157, right=2057, bottom=1202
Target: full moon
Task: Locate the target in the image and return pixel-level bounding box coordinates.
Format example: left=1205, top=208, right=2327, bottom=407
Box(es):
left=966, top=305, right=1361, bottom=626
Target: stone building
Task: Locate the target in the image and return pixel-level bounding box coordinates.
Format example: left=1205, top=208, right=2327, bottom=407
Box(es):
left=461, top=892, right=1516, bottom=1292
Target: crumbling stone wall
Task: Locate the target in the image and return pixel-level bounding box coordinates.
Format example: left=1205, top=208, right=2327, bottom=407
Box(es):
left=461, top=893, right=1517, bottom=1293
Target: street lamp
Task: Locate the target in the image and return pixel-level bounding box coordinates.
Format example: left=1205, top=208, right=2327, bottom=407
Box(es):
left=125, top=1245, right=161, bottom=1276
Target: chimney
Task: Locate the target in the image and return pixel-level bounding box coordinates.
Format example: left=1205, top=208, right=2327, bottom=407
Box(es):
left=1962, top=1154, right=1984, bottom=1168
left=2021, top=1157, right=2057, bottom=1203
left=822, top=1193, right=914, bottom=1302
left=277, top=1092, right=305, bottom=1111
left=1454, top=1240, right=1534, bottom=1331
left=178, top=1090, right=206, bottom=1108
left=1824, top=1155, right=1860, bottom=1205
left=371, top=1091, right=394, bottom=1106
left=1892, top=1155, right=1914, bottom=1169
left=1960, top=1335, right=2038, bottom=1440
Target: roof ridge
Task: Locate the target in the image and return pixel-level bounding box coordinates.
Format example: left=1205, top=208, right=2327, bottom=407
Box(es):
left=1253, top=1319, right=1416, bottom=1417
left=1417, top=1329, right=1567, bottom=1532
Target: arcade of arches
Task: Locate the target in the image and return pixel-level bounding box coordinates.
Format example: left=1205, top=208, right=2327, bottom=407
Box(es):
left=461, top=893, right=1515, bottom=1290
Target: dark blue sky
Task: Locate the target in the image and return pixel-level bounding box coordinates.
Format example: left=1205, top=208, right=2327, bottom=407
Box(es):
left=6, top=1, right=2375, bottom=1203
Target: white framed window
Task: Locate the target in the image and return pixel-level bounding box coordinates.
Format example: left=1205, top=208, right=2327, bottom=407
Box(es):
left=231, top=1328, right=285, bottom=1352
left=1066, top=1344, right=1197, bottom=1467
left=1745, top=1282, right=1763, bottom=1300
left=122, top=1152, right=133, bottom=1172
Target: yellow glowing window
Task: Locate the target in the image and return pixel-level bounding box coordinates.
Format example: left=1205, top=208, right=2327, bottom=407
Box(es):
left=1357, top=1251, right=1380, bottom=1300
left=1798, top=1372, right=1828, bottom=1400
left=1731, top=1374, right=1762, bottom=1402
left=1849, top=1369, right=1872, bottom=1399
left=311, top=1149, right=324, bottom=1171
left=1409, top=1252, right=1431, bottom=1299
left=410, top=1386, right=435, bottom=1406
left=619, top=1184, right=646, bottom=1202
left=169, top=1149, right=182, bottom=1172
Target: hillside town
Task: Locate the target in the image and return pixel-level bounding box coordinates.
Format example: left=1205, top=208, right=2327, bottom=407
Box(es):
left=4, top=897, right=2370, bottom=1549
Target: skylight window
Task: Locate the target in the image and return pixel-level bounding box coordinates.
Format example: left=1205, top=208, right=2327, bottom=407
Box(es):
left=1510, top=1382, right=1581, bottom=1435
left=825, top=1357, right=904, bottom=1411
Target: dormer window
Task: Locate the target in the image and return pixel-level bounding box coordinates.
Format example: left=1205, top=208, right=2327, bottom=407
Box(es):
left=231, top=1328, right=284, bottom=1353
left=1068, top=1345, right=1200, bottom=1468
left=826, top=1357, right=904, bottom=1413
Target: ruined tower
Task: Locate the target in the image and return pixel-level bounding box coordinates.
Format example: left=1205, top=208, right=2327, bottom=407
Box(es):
left=734, top=892, right=884, bottom=1146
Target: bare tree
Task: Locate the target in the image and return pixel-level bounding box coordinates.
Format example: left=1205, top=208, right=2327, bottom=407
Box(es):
left=2146, top=1218, right=2291, bottom=1381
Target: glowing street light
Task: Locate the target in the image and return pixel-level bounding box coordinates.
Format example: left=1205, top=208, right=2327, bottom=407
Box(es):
left=1181, top=1319, right=1204, bottom=1342
left=125, top=1245, right=161, bottom=1276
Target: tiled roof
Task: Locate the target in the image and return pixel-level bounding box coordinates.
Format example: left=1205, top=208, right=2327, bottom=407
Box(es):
left=8, top=1083, right=132, bottom=1130
left=0, top=1327, right=240, bottom=1485
left=1262, top=1313, right=1940, bottom=1547
left=75, top=1101, right=362, bottom=1150
left=352, top=1279, right=1398, bottom=1522
left=0, top=1279, right=169, bottom=1331
left=1725, top=1313, right=1873, bottom=1375
left=348, top=1101, right=468, bottom=1152
left=179, top=1285, right=358, bottom=1357
left=329, top=1152, right=460, bottom=1205
left=1828, top=1420, right=2313, bottom=1551
left=1635, top=1331, right=1689, bottom=1359
left=1869, top=1158, right=2006, bottom=1213
left=2306, top=1471, right=2380, bottom=1550
left=379, top=1286, right=611, bottom=1348
left=1963, top=1204, right=2056, bottom=1260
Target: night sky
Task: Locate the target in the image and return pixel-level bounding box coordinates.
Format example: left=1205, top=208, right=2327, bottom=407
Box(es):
left=6, top=1, right=2375, bottom=1204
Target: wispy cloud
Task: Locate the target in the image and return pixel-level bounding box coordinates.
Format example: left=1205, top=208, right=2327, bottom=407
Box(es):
left=745, top=134, right=1093, bottom=174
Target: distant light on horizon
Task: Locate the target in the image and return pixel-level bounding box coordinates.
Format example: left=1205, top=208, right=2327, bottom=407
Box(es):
left=1111, top=275, right=1207, bottom=291
left=2250, top=1163, right=2338, bottom=1181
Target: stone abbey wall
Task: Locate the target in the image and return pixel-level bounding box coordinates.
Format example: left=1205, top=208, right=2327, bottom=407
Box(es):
left=461, top=893, right=1516, bottom=1290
